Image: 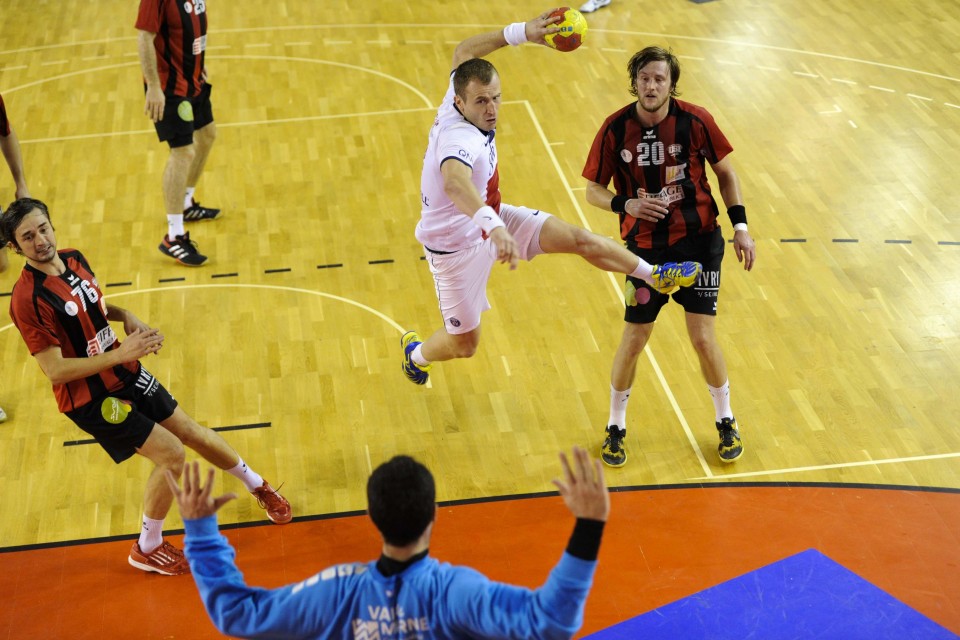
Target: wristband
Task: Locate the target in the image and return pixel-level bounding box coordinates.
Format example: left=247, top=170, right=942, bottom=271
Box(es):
left=611, top=195, right=629, bottom=214
left=503, top=22, right=527, bottom=47
left=472, top=205, right=505, bottom=234
left=727, top=204, right=747, bottom=226
left=733, top=222, right=748, bottom=232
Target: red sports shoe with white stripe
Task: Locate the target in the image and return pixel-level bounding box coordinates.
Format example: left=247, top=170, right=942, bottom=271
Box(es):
left=128, top=541, right=190, bottom=576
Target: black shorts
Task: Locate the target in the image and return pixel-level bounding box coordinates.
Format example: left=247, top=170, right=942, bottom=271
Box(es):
left=623, top=227, right=725, bottom=324
left=153, top=83, right=215, bottom=148
left=65, top=365, right=178, bottom=464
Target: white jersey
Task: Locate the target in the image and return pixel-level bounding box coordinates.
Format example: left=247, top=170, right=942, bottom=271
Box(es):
left=416, top=73, right=502, bottom=252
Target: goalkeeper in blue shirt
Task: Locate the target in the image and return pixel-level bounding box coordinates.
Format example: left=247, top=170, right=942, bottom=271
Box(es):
left=168, top=446, right=609, bottom=639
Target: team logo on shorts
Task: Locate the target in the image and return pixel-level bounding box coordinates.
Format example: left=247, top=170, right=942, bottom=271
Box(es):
left=177, top=100, right=195, bottom=122
left=449, top=317, right=461, bottom=328
left=101, top=397, right=132, bottom=424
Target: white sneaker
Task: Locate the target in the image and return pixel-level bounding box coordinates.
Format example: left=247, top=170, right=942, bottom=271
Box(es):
left=579, top=0, right=612, bottom=12
left=0, top=406, right=7, bottom=422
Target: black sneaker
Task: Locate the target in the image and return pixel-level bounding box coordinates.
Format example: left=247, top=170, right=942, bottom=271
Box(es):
left=159, top=232, right=208, bottom=266
left=716, top=417, right=743, bottom=463
left=601, top=425, right=627, bottom=467
left=183, top=199, right=221, bottom=221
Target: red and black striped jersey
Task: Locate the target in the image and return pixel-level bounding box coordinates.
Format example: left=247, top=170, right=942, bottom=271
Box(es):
left=9, top=250, right=138, bottom=413
left=583, top=99, right=733, bottom=250
left=0, top=93, right=11, bottom=137
left=136, top=0, right=208, bottom=98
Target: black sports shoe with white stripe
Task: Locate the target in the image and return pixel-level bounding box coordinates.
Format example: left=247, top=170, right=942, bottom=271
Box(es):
left=183, top=199, right=221, bottom=221
left=159, top=232, right=208, bottom=266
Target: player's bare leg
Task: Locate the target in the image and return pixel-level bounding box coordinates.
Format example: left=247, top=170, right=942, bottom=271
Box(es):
left=538, top=216, right=645, bottom=273
left=161, top=406, right=293, bottom=523
left=186, top=123, right=216, bottom=189
left=685, top=312, right=743, bottom=462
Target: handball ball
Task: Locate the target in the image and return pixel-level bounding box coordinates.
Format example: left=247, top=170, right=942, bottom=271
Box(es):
left=544, top=7, right=587, bottom=52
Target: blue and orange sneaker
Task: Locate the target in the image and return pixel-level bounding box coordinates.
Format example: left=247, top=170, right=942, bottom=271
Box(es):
left=649, top=261, right=702, bottom=294
left=401, top=331, right=431, bottom=385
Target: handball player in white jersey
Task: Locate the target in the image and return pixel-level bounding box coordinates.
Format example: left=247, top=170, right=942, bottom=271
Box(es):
left=402, top=9, right=701, bottom=385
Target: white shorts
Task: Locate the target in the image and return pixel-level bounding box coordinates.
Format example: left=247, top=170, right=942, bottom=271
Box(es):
left=424, top=204, right=552, bottom=335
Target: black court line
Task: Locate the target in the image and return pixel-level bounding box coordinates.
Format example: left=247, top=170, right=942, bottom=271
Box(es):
left=832, top=239, right=858, bottom=243
left=939, top=241, right=960, bottom=246
left=0, top=291, right=10, bottom=298
left=885, top=239, right=912, bottom=244
left=211, top=272, right=238, bottom=279
left=2, top=480, right=957, bottom=554
left=317, top=263, right=343, bottom=269
left=368, top=259, right=394, bottom=265
left=105, top=281, right=133, bottom=287
left=63, top=422, right=271, bottom=447
left=158, top=277, right=186, bottom=283
left=780, top=238, right=807, bottom=243
left=264, top=267, right=291, bottom=274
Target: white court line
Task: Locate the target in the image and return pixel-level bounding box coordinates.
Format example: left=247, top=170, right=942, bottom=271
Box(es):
left=868, top=85, right=895, bottom=92
left=755, top=65, right=781, bottom=72
left=831, top=78, right=857, bottom=85
left=946, top=103, right=960, bottom=110
left=694, top=452, right=960, bottom=481
left=17, top=105, right=438, bottom=145
left=848, top=120, right=858, bottom=128
left=216, top=54, right=434, bottom=108
left=793, top=71, right=818, bottom=78
left=364, top=445, right=373, bottom=475
left=520, top=100, right=713, bottom=478
left=2, top=24, right=959, bottom=86
left=907, top=93, right=933, bottom=101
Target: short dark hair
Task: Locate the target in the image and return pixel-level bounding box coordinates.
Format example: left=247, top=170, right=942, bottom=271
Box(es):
left=453, top=58, right=498, bottom=100
left=367, top=455, right=436, bottom=546
left=628, top=46, right=681, bottom=98
left=0, top=198, right=52, bottom=250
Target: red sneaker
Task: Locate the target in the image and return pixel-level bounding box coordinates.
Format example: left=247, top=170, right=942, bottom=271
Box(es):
left=128, top=541, right=190, bottom=576
left=252, top=481, right=293, bottom=524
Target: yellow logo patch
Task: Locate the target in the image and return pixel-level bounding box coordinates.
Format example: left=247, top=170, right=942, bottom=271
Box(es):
left=101, top=397, right=132, bottom=424
left=177, top=100, right=194, bottom=122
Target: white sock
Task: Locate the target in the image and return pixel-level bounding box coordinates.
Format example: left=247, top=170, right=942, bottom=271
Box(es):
left=412, top=344, right=430, bottom=367
left=609, top=385, right=631, bottom=430
left=629, top=256, right=653, bottom=280
left=184, top=187, right=196, bottom=209
left=167, top=214, right=185, bottom=239
left=226, top=457, right=265, bottom=492
left=708, top=380, right=733, bottom=422
left=139, top=516, right=164, bottom=554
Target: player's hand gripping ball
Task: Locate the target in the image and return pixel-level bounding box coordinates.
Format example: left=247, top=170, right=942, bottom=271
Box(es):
left=544, top=7, right=587, bottom=52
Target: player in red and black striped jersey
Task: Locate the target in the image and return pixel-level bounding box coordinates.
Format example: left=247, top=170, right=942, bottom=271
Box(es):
left=2, top=199, right=292, bottom=576
left=582, top=47, right=757, bottom=468
left=136, top=0, right=221, bottom=267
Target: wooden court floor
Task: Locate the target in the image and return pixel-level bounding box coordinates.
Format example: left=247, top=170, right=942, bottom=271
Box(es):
left=1, top=0, right=959, bottom=636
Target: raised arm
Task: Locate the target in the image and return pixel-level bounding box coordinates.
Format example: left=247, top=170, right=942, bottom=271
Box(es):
left=451, top=9, right=561, bottom=69
left=449, top=447, right=609, bottom=639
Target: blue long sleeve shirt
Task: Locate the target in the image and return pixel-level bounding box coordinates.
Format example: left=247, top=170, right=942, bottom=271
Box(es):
left=184, top=515, right=597, bottom=640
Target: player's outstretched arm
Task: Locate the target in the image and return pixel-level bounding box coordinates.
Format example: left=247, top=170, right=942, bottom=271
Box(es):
left=451, top=9, right=561, bottom=69
left=447, top=447, right=609, bottom=639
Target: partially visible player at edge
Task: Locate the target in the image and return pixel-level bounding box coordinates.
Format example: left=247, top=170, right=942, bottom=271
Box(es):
left=581, top=46, right=757, bottom=467
left=401, top=10, right=702, bottom=387
left=0, top=91, right=31, bottom=424
left=2, top=198, right=292, bottom=576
